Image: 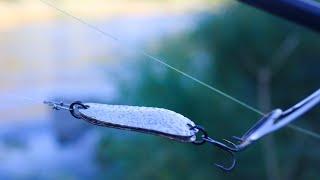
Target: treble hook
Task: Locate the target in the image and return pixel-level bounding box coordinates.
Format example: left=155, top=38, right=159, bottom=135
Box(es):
left=204, top=137, right=239, bottom=172
left=189, top=125, right=240, bottom=172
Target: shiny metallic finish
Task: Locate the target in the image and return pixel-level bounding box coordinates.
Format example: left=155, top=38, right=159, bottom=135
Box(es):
left=78, top=103, right=198, bottom=142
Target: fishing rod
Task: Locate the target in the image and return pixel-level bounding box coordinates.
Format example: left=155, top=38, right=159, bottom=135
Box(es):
left=238, top=0, right=320, bottom=32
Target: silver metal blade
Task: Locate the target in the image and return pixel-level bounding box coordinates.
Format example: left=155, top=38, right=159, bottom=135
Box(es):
left=78, top=103, right=198, bottom=142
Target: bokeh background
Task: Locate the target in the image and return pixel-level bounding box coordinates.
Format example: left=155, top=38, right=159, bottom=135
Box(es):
left=0, top=0, right=319, bottom=179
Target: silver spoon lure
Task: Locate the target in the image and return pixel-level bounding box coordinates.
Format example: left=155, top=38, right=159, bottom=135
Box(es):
left=44, top=88, right=320, bottom=172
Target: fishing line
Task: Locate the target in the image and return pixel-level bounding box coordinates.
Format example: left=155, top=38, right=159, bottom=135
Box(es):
left=289, top=124, right=320, bottom=139
left=37, top=0, right=320, bottom=139
left=39, top=0, right=263, bottom=115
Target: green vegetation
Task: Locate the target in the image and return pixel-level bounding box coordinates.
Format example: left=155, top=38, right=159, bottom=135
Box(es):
left=98, top=3, right=320, bottom=179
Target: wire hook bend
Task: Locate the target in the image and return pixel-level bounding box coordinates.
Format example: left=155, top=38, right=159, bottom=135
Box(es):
left=189, top=125, right=240, bottom=172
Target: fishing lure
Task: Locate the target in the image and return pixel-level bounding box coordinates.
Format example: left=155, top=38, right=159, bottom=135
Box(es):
left=44, top=88, right=320, bottom=172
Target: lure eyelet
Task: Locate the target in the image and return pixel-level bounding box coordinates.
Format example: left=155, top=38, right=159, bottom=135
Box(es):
left=69, top=101, right=89, bottom=119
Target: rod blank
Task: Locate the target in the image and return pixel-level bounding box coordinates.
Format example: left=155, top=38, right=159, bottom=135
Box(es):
left=238, top=0, right=320, bottom=32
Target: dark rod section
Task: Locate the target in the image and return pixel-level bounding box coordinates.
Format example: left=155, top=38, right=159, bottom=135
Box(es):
left=238, top=0, right=320, bottom=32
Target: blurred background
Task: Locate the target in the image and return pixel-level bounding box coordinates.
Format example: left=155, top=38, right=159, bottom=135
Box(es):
left=0, top=0, right=320, bottom=179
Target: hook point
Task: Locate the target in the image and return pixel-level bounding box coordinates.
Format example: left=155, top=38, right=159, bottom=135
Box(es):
left=214, top=152, right=236, bottom=172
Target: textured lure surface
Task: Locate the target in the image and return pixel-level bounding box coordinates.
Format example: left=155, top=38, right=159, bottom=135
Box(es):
left=78, top=103, right=198, bottom=142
